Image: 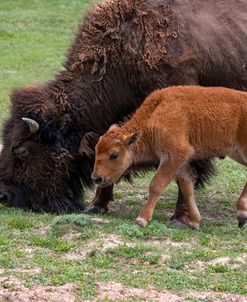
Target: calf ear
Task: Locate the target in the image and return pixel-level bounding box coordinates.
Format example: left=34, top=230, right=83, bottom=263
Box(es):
left=124, top=130, right=142, bottom=146
left=109, top=124, right=119, bottom=131
left=79, top=132, right=99, bottom=158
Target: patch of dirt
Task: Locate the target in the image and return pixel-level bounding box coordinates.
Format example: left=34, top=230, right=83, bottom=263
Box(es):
left=20, top=246, right=40, bottom=254
left=91, top=217, right=110, bottom=224
left=236, top=254, right=247, bottom=264
left=0, top=283, right=75, bottom=302
left=0, top=276, right=23, bottom=288
left=66, top=241, right=98, bottom=260
left=160, top=253, right=171, bottom=262
left=96, top=282, right=247, bottom=302
left=146, top=238, right=196, bottom=248
left=209, top=256, right=231, bottom=265
left=18, top=246, right=42, bottom=259
left=96, top=281, right=183, bottom=301
left=65, top=234, right=131, bottom=261
left=0, top=267, right=41, bottom=276
left=187, top=260, right=207, bottom=272
left=232, top=253, right=247, bottom=268
left=61, top=231, right=81, bottom=242
left=188, top=256, right=232, bottom=273
left=186, top=290, right=247, bottom=302
left=101, top=234, right=133, bottom=251
left=32, top=225, right=49, bottom=236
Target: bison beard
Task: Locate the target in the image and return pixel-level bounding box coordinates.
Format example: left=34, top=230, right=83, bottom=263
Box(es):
left=0, top=0, right=247, bottom=220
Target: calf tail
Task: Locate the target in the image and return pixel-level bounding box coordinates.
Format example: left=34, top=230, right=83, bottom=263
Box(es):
left=190, top=159, right=216, bottom=189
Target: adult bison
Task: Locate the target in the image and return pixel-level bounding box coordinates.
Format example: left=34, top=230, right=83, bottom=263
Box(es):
left=0, top=0, right=247, bottom=226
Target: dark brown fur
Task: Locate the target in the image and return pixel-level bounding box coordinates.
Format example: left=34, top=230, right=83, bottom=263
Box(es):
left=0, top=0, right=247, bottom=214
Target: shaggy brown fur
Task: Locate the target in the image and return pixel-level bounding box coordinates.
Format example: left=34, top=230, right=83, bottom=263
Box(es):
left=0, top=0, right=247, bottom=217
left=93, top=86, right=247, bottom=229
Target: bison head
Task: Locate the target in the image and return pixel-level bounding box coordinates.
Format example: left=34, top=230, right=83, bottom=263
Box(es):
left=0, top=85, right=94, bottom=212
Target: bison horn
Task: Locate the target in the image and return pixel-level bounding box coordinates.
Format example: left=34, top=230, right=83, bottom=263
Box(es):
left=22, top=117, right=40, bottom=134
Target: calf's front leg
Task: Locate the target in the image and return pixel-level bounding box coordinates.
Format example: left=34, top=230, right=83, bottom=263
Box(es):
left=135, top=162, right=178, bottom=227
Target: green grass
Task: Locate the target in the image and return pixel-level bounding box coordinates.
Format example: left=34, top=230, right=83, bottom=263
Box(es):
left=0, top=0, right=247, bottom=301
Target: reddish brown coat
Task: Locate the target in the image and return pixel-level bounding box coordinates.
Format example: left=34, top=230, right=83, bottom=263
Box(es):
left=93, top=86, right=247, bottom=229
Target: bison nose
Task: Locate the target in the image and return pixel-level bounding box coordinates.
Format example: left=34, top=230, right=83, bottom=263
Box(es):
left=91, top=174, right=103, bottom=185
left=0, top=182, right=14, bottom=206
left=0, top=192, right=9, bottom=205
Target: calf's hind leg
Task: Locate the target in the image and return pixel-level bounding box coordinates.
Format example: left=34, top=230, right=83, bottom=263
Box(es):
left=228, top=147, right=247, bottom=228
left=237, top=182, right=247, bottom=228
left=171, top=158, right=215, bottom=227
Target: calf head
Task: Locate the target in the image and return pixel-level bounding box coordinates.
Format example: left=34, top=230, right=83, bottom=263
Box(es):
left=92, top=124, right=141, bottom=187
left=0, top=86, right=86, bottom=212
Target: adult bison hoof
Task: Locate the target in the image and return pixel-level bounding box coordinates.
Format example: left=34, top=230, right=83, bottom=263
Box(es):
left=170, top=218, right=200, bottom=230
left=170, top=218, right=186, bottom=228
left=237, top=216, right=247, bottom=229
left=84, top=205, right=108, bottom=214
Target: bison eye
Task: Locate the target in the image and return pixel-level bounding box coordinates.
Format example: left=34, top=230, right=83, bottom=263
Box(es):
left=109, top=152, right=119, bottom=160
left=13, top=146, right=30, bottom=161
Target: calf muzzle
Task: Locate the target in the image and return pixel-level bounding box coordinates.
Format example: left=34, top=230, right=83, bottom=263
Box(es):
left=92, top=174, right=103, bottom=185
left=91, top=173, right=111, bottom=187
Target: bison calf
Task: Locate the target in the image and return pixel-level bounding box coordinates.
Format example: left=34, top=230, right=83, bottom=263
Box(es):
left=92, top=86, right=247, bottom=229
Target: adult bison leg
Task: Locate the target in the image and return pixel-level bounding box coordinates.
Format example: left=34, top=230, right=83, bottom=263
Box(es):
left=175, top=178, right=201, bottom=230
left=170, top=186, right=190, bottom=225
left=85, top=185, right=114, bottom=214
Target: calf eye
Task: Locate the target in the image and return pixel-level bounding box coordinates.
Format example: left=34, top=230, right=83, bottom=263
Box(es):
left=109, top=152, right=119, bottom=160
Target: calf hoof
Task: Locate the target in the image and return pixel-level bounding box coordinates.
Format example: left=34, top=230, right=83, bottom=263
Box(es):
left=237, top=216, right=247, bottom=229
left=135, top=217, right=149, bottom=228
left=84, top=205, right=108, bottom=214
left=188, top=221, right=200, bottom=230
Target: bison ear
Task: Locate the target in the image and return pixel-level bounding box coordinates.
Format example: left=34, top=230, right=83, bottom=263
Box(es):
left=79, top=132, right=99, bottom=158
left=56, top=114, right=73, bottom=135
left=124, top=130, right=142, bottom=146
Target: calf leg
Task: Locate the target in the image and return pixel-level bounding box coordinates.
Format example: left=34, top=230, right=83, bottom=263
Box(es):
left=171, top=158, right=215, bottom=226
left=135, top=162, right=179, bottom=227
left=228, top=149, right=247, bottom=228
left=237, top=182, right=247, bottom=228
left=177, top=178, right=201, bottom=230
left=168, top=65, right=203, bottom=226
left=85, top=185, right=114, bottom=214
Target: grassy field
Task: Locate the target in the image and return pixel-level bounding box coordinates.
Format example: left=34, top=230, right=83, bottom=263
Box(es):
left=0, top=1, right=246, bottom=301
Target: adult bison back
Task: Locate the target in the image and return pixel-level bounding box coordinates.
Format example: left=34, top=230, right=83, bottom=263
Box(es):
left=0, top=0, right=246, bottom=220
